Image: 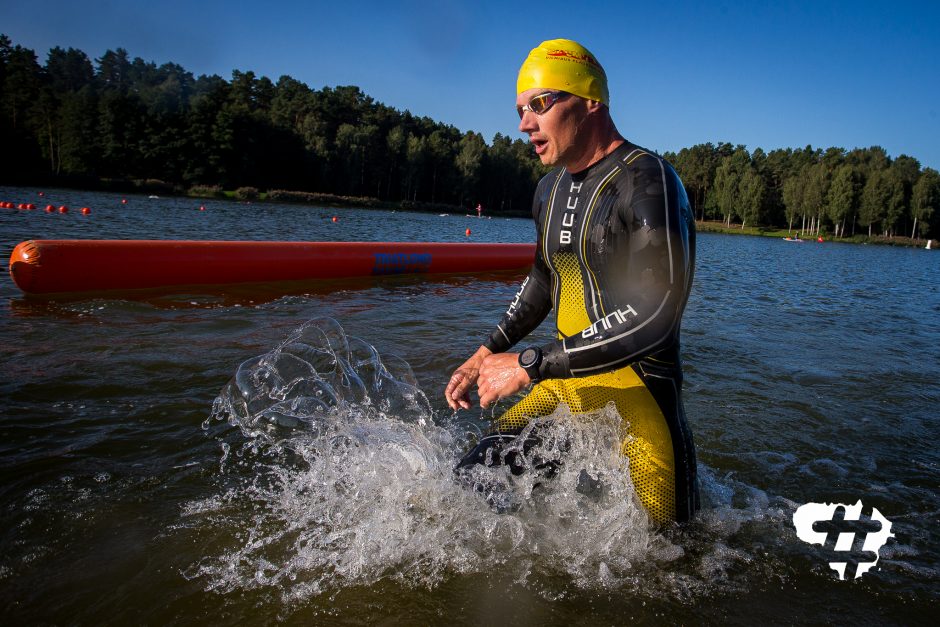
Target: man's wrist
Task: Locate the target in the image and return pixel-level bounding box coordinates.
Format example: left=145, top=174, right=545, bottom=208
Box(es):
left=517, top=346, right=543, bottom=383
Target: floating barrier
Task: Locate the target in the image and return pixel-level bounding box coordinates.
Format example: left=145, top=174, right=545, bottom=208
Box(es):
left=9, top=240, right=535, bottom=296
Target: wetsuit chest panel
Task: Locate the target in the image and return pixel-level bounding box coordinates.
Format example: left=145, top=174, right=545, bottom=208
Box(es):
left=543, top=163, right=625, bottom=339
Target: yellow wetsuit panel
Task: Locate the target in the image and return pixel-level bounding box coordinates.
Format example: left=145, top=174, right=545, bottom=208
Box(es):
left=495, top=364, right=677, bottom=524
left=552, top=251, right=593, bottom=338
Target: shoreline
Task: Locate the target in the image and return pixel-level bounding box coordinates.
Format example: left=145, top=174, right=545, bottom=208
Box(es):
left=1, top=180, right=930, bottom=246
left=0, top=178, right=532, bottom=219
left=694, top=220, right=933, bottom=249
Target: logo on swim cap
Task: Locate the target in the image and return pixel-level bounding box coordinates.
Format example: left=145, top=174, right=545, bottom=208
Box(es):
left=517, top=38, right=609, bottom=105
left=545, top=48, right=603, bottom=69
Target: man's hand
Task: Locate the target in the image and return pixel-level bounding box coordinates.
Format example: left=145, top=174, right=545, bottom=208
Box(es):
left=477, top=352, right=531, bottom=408
left=444, top=346, right=492, bottom=410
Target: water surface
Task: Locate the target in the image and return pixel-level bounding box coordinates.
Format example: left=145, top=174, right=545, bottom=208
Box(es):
left=1, top=187, right=937, bottom=624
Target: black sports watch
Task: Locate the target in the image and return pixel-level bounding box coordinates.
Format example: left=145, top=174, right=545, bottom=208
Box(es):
left=518, top=346, right=543, bottom=383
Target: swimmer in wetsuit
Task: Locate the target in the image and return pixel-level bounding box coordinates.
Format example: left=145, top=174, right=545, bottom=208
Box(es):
left=444, top=39, right=698, bottom=523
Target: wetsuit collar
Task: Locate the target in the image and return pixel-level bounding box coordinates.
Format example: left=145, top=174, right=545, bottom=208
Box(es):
left=568, top=140, right=632, bottom=180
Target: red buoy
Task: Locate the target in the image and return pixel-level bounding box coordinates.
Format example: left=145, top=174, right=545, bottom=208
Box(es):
left=199, top=205, right=205, bottom=211
left=26, top=204, right=35, bottom=210
left=465, top=228, right=472, bottom=237
left=45, top=205, right=55, bottom=213
left=81, top=207, right=91, bottom=215
left=58, top=206, right=68, bottom=214
left=38, top=192, right=45, bottom=197
left=121, top=199, right=127, bottom=205
left=8, top=240, right=538, bottom=295
left=332, top=216, right=338, bottom=223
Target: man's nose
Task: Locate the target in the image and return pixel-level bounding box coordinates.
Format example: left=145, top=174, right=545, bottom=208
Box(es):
left=518, top=110, right=538, bottom=133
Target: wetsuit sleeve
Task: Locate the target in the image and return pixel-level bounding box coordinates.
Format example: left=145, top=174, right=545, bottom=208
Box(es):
left=483, top=178, right=554, bottom=353
left=538, top=158, right=694, bottom=379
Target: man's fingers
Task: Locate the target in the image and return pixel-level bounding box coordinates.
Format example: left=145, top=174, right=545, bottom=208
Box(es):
left=445, top=369, right=477, bottom=410
left=448, top=372, right=470, bottom=398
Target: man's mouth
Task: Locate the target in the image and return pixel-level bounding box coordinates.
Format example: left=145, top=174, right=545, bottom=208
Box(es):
left=531, top=138, right=548, bottom=154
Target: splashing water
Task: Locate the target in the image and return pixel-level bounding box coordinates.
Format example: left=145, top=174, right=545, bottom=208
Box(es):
left=187, top=319, right=785, bottom=603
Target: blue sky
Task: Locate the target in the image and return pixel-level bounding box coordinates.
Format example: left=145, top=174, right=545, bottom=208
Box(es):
left=3, top=1, right=939, bottom=170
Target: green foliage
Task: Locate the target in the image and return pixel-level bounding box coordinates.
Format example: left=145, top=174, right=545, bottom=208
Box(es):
left=911, top=168, right=940, bottom=237
left=827, top=165, right=862, bottom=236
left=234, top=186, right=259, bottom=201
left=188, top=184, right=224, bottom=198
left=738, top=167, right=764, bottom=228
left=860, top=170, right=896, bottom=235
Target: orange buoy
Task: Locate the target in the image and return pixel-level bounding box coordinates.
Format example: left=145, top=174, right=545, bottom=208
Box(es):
left=58, top=206, right=68, bottom=214
left=465, top=228, right=472, bottom=237
left=8, top=240, right=537, bottom=295
left=81, top=207, right=91, bottom=215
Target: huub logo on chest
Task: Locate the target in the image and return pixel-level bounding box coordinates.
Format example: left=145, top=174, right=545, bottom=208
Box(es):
left=560, top=181, right=582, bottom=245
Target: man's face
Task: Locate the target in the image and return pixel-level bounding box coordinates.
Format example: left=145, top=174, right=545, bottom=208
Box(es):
left=516, top=88, right=587, bottom=168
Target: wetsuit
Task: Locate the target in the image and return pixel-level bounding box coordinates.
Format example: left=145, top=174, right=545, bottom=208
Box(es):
left=457, top=141, right=698, bottom=523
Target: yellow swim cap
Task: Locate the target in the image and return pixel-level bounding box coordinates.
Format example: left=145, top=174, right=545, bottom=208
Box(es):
left=517, top=39, right=609, bottom=105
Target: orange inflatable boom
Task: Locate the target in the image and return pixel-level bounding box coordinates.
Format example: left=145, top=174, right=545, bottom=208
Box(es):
left=9, top=240, right=536, bottom=296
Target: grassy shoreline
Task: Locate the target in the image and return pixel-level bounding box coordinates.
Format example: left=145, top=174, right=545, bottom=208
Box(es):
left=695, top=220, right=933, bottom=248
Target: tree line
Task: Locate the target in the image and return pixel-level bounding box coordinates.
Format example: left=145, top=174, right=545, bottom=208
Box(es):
left=2, top=35, right=938, bottom=236
left=665, top=143, right=939, bottom=239
left=0, top=35, right=545, bottom=215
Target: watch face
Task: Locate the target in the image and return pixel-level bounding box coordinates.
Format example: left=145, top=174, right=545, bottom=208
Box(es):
left=520, top=347, right=538, bottom=367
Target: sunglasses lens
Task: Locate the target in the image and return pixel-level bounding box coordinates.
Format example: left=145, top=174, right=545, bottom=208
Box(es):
left=516, top=92, right=562, bottom=119
left=529, top=93, right=554, bottom=114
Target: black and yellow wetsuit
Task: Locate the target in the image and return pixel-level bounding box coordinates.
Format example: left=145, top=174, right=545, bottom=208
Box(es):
left=459, top=141, right=698, bottom=523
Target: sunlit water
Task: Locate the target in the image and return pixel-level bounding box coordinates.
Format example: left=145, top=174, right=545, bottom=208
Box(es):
left=1, top=187, right=937, bottom=624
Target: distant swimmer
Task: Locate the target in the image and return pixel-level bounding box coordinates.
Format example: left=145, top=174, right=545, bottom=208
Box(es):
left=476, top=203, right=482, bottom=218
left=445, top=38, right=698, bottom=524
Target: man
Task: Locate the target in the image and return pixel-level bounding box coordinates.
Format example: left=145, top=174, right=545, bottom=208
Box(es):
left=444, top=39, right=698, bottom=524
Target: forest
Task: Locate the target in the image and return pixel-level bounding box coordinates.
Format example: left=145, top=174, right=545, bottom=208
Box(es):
left=2, top=35, right=938, bottom=238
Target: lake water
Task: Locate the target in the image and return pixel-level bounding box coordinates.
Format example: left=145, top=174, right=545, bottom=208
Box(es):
left=1, top=187, right=938, bottom=624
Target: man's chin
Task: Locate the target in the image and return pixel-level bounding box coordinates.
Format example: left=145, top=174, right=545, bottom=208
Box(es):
left=538, top=153, right=557, bottom=166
